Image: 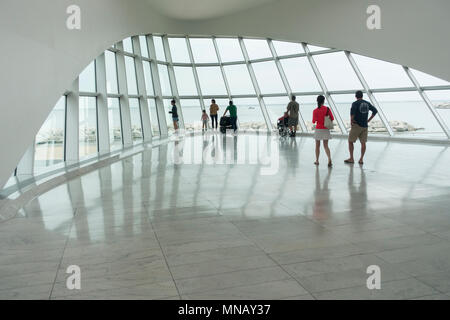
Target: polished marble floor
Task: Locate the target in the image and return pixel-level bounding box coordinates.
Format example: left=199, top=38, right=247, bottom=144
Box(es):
left=1, top=132, right=450, bottom=300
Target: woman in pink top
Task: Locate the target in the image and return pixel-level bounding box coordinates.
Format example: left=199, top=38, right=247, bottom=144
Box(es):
left=312, top=95, right=334, bottom=167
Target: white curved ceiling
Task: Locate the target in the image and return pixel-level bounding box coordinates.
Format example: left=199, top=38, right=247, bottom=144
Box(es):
left=145, top=0, right=276, bottom=20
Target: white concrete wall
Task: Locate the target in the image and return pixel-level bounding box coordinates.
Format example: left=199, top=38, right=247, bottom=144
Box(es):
left=1, top=0, right=450, bottom=188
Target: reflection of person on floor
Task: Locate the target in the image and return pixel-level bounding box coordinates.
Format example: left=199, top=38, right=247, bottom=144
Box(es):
left=348, top=165, right=368, bottom=219
left=312, top=166, right=332, bottom=221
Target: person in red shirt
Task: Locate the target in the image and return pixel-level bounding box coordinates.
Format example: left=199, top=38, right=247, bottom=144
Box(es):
left=312, top=95, right=334, bottom=167
left=278, top=112, right=289, bottom=125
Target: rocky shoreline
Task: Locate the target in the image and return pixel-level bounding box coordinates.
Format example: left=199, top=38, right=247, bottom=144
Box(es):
left=435, top=102, right=450, bottom=109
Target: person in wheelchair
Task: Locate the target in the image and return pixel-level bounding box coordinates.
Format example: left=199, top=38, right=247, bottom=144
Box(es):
left=277, top=112, right=290, bottom=137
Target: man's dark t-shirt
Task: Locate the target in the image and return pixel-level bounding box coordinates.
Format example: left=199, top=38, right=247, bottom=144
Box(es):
left=170, top=105, right=178, bottom=118
left=351, top=99, right=378, bottom=128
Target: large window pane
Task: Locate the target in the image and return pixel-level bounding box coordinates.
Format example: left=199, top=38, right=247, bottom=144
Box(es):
left=107, top=98, right=122, bottom=150
left=273, top=40, right=304, bottom=56
left=189, top=38, right=218, bottom=63
left=158, top=64, right=172, bottom=96
left=35, top=96, right=65, bottom=169
left=168, top=38, right=190, bottom=63
left=122, top=37, right=133, bottom=53
left=216, top=38, right=244, bottom=62
left=353, top=54, right=413, bottom=89
left=280, top=57, right=321, bottom=92
left=374, top=91, right=444, bottom=138
left=224, top=64, right=255, bottom=95
left=142, top=61, right=154, bottom=96
left=129, top=98, right=143, bottom=142
left=124, top=56, right=138, bottom=95
left=79, top=97, right=97, bottom=158
left=196, top=67, right=227, bottom=96
left=243, top=39, right=272, bottom=60
left=252, top=61, right=285, bottom=94
left=263, top=96, right=290, bottom=128
left=411, top=69, right=450, bottom=87
left=148, top=99, right=160, bottom=136
left=174, top=67, right=197, bottom=96
left=232, top=98, right=267, bottom=130
left=180, top=99, right=202, bottom=131
left=314, top=52, right=362, bottom=91
left=79, top=61, right=96, bottom=92
left=425, top=90, right=450, bottom=131
left=105, top=50, right=118, bottom=94
left=332, top=93, right=387, bottom=135
left=139, top=36, right=149, bottom=58
left=153, top=36, right=166, bottom=61
left=308, top=44, right=331, bottom=52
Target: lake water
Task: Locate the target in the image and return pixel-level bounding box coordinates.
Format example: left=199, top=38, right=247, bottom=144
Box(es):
left=37, top=100, right=450, bottom=141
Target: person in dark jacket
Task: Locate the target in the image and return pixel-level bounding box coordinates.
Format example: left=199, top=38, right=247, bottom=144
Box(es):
left=168, top=99, right=179, bottom=130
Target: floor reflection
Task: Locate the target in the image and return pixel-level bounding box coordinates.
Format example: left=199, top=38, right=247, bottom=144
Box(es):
left=3, top=134, right=450, bottom=299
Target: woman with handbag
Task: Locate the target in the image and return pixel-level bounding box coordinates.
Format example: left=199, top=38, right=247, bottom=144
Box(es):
left=312, top=95, right=334, bottom=167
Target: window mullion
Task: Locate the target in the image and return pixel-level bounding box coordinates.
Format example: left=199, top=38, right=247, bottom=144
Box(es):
left=185, top=36, right=206, bottom=112
left=146, top=35, right=168, bottom=136
left=132, top=36, right=152, bottom=141
left=212, top=36, right=232, bottom=101
left=163, top=35, right=185, bottom=130
left=95, top=52, right=112, bottom=153
left=404, top=66, right=450, bottom=139
left=345, top=51, right=394, bottom=136
left=303, top=43, right=347, bottom=134
left=268, top=39, right=307, bottom=133
left=115, top=41, right=133, bottom=146
left=238, top=37, right=272, bottom=131
left=65, top=78, right=80, bottom=162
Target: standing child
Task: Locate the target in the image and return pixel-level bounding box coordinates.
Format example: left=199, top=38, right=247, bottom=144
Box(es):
left=201, top=110, right=209, bottom=131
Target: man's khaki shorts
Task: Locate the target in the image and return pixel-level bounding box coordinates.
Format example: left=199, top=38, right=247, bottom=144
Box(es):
left=349, top=124, right=368, bottom=143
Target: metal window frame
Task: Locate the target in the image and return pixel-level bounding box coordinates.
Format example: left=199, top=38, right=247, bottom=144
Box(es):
left=302, top=43, right=347, bottom=134
left=345, top=51, right=394, bottom=136
left=162, top=35, right=186, bottom=130
left=132, top=35, right=153, bottom=142
left=146, top=35, right=168, bottom=136
left=212, top=37, right=232, bottom=101
left=95, top=52, right=112, bottom=153
left=27, top=34, right=450, bottom=176
left=115, top=41, right=133, bottom=146
left=404, top=66, right=450, bottom=139
left=267, top=39, right=307, bottom=132
left=238, top=37, right=272, bottom=131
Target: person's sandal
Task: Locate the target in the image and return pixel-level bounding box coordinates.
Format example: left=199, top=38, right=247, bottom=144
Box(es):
left=328, top=161, right=333, bottom=168
left=344, top=159, right=354, bottom=164
left=314, top=161, right=319, bottom=165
